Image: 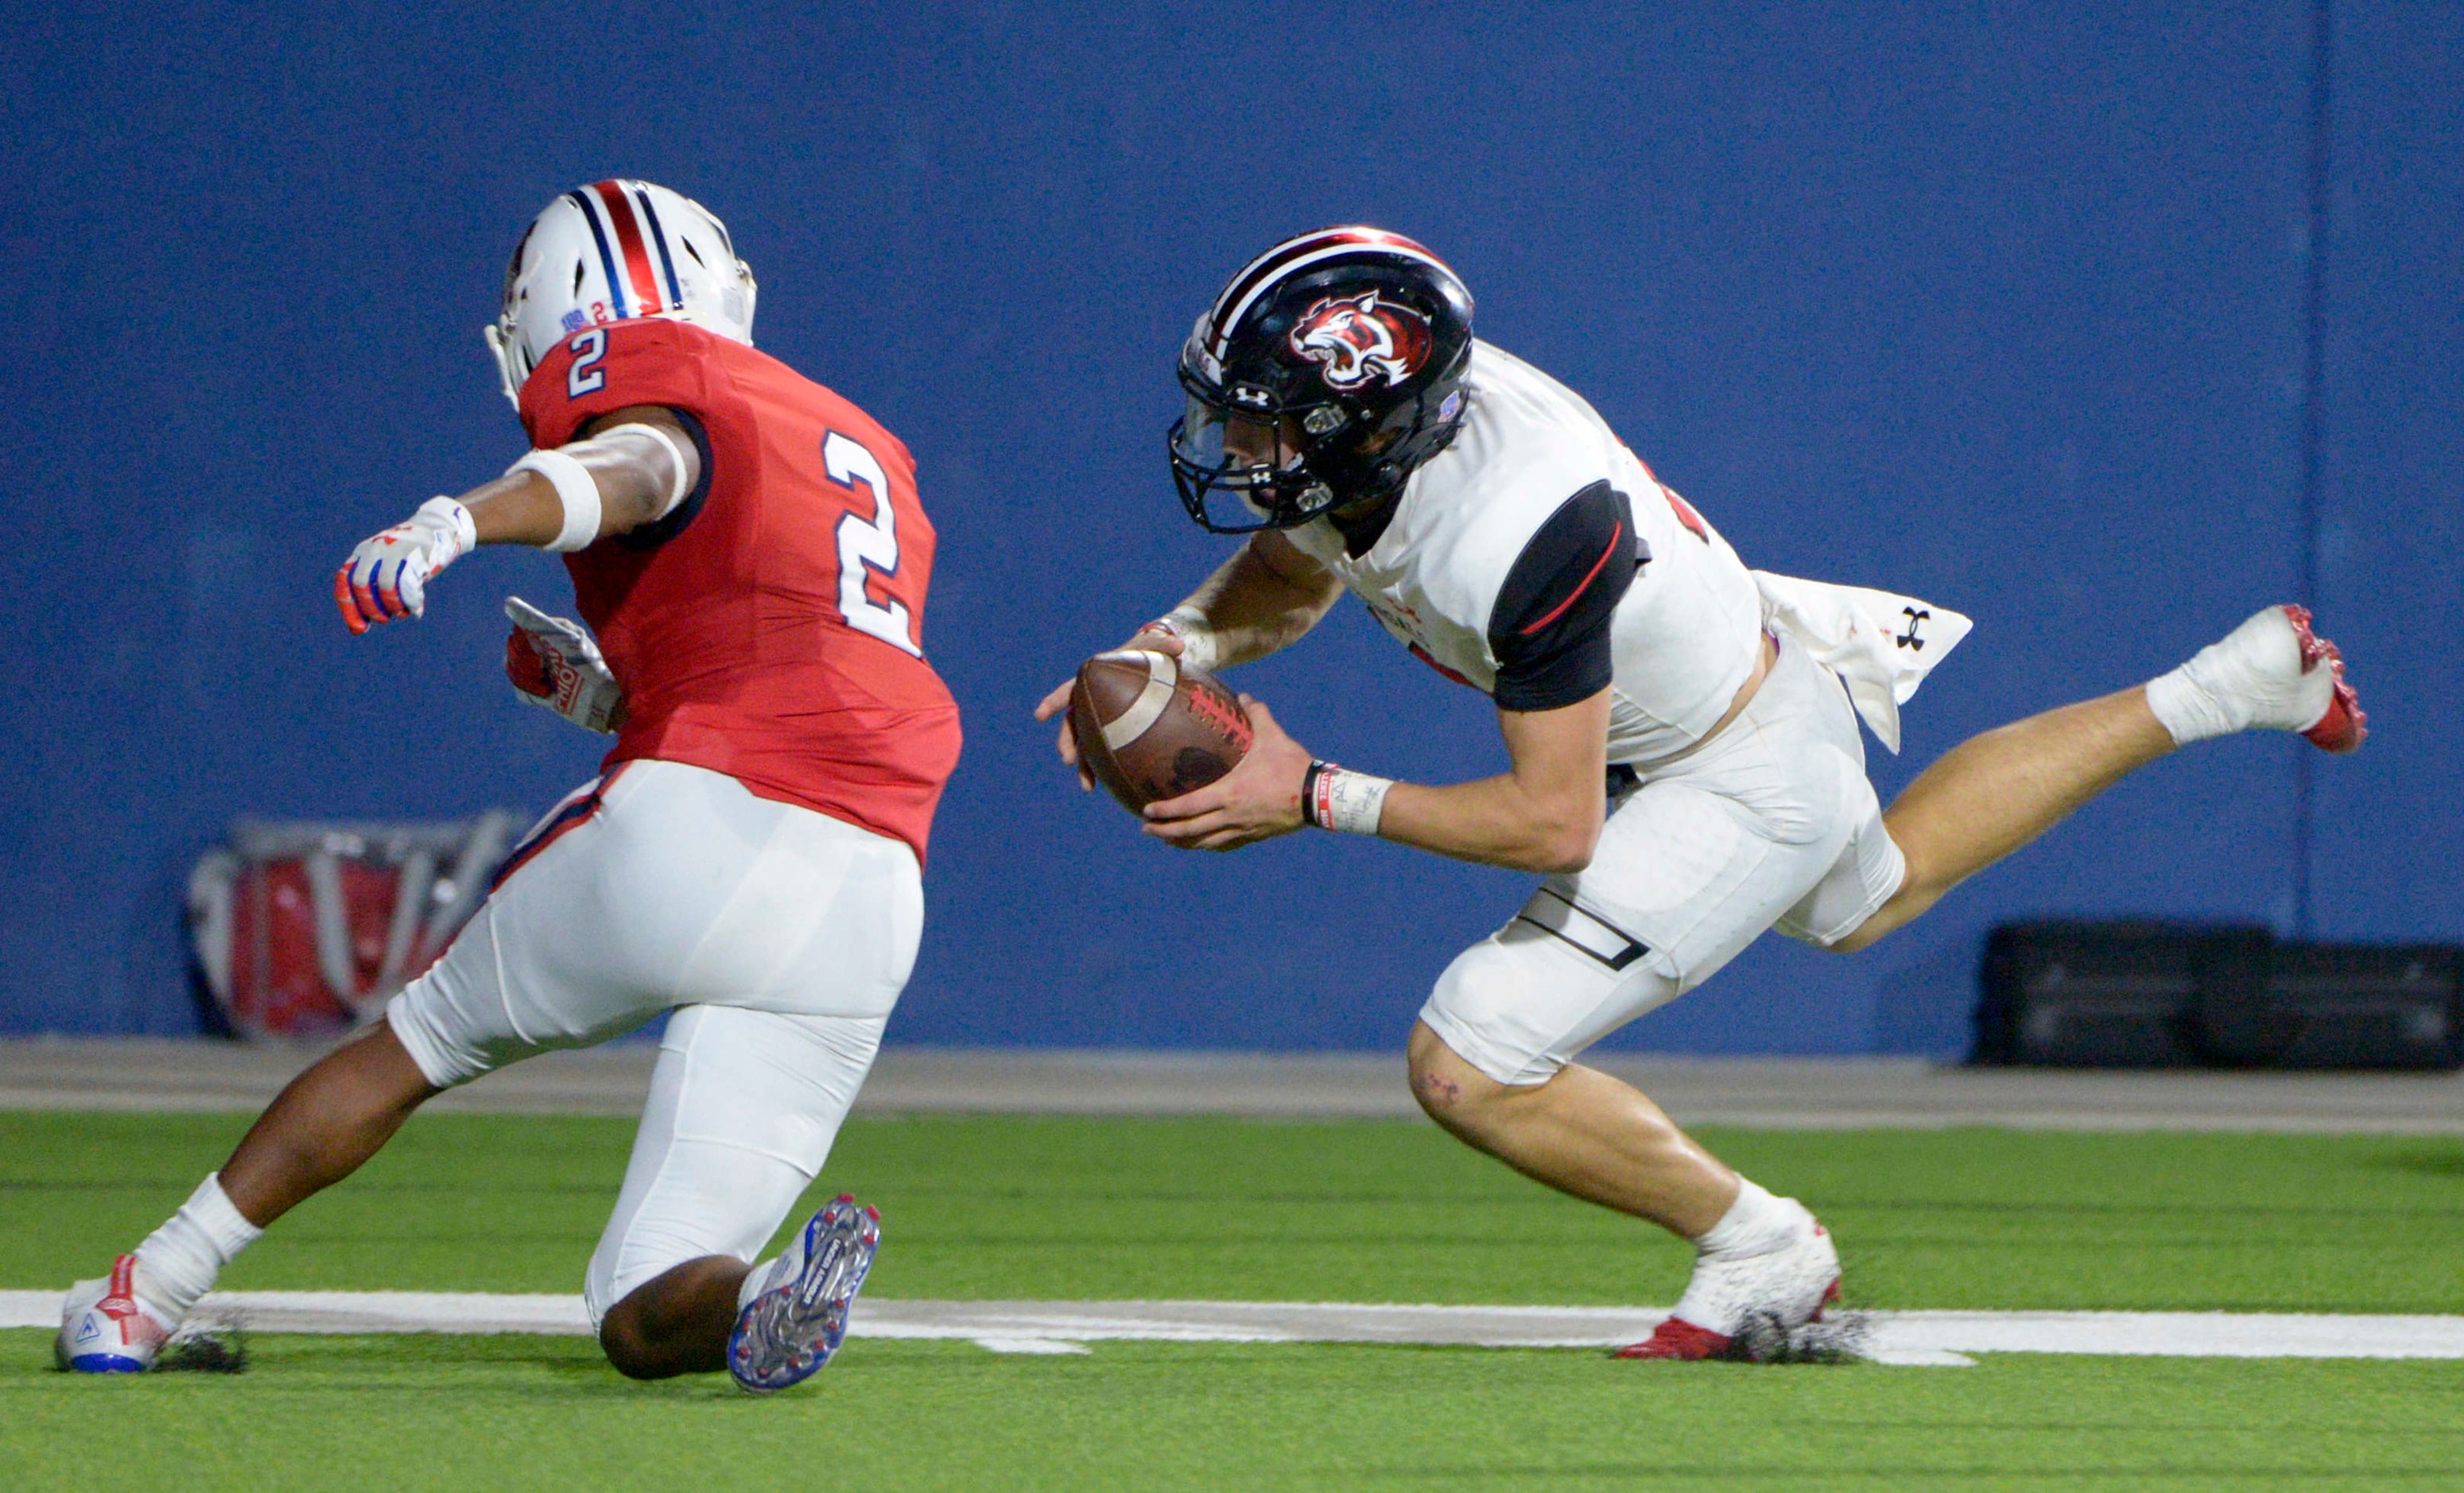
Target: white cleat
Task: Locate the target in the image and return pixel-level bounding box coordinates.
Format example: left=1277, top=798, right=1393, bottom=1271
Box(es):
left=2156, top=604, right=2366, bottom=753
left=59, top=1255, right=175, bottom=1374
left=1616, top=1198, right=1841, bottom=1361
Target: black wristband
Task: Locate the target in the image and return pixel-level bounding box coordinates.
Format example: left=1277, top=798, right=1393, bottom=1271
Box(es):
left=1299, top=760, right=1327, bottom=829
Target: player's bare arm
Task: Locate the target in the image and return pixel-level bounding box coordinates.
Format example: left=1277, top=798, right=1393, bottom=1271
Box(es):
left=333, top=404, right=700, bottom=634
left=1154, top=528, right=1347, bottom=669
left=1033, top=528, right=1341, bottom=783
left=1139, top=428, right=1641, bottom=862
left=1376, top=690, right=1610, bottom=871
left=1143, top=686, right=1610, bottom=874
left=458, top=405, right=702, bottom=545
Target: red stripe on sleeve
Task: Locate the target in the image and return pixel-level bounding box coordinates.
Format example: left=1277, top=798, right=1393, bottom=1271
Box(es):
left=1518, top=521, right=1625, bottom=635
left=1663, top=487, right=1710, bottom=543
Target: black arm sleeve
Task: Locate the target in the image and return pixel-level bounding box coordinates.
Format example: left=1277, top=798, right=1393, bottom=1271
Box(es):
left=1488, top=480, right=1645, bottom=712
left=615, top=407, right=714, bottom=552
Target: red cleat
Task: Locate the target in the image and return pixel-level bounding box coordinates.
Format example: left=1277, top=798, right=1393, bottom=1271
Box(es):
left=2283, top=606, right=2367, bottom=754
left=1613, top=1279, right=1844, bottom=1362
left=1613, top=1316, right=1734, bottom=1361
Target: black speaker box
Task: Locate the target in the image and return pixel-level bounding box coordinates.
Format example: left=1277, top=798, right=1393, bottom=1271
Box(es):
left=2264, top=943, right=2463, bottom=1069
left=1973, top=921, right=2462, bottom=1071
left=1976, top=921, right=2260, bottom=1068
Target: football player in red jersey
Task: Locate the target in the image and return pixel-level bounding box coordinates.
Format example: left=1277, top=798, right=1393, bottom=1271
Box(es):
left=62, top=182, right=960, bottom=1393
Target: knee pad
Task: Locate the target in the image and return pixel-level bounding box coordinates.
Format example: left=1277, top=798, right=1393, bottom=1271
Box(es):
left=1419, top=923, right=1654, bottom=1087
left=383, top=975, right=490, bottom=1089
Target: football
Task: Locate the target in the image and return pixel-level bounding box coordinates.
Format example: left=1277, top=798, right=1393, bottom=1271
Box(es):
left=1068, top=649, right=1254, bottom=812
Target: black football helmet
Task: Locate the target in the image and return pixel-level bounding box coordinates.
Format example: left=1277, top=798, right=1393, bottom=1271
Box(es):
left=1169, top=227, right=1475, bottom=533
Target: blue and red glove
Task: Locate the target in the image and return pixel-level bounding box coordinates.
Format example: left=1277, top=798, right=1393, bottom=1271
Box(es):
left=334, top=497, right=476, bottom=634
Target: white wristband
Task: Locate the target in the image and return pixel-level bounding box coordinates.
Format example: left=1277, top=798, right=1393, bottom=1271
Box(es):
left=508, top=448, right=603, bottom=553
left=1304, top=761, right=1394, bottom=836
left=589, top=421, right=694, bottom=518
left=1145, top=606, right=1220, bottom=674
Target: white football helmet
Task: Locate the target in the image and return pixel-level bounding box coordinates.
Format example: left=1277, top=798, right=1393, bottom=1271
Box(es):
left=485, top=180, right=759, bottom=405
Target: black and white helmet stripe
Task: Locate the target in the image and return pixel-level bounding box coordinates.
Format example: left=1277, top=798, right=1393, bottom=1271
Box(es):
left=1194, top=226, right=1461, bottom=383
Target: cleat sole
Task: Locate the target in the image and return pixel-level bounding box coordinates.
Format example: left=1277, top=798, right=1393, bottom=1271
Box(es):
left=728, top=1194, right=882, bottom=1394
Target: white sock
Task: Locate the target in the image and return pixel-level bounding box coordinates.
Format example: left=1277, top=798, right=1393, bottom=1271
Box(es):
left=736, top=1254, right=786, bottom=1313
left=1691, top=1177, right=1798, bottom=1261
left=2144, top=669, right=2241, bottom=746
left=134, top=1173, right=264, bottom=1320
left=2143, top=607, right=2327, bottom=746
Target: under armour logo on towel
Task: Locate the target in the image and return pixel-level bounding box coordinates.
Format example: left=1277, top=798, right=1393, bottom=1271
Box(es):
left=1897, top=607, right=1930, bottom=650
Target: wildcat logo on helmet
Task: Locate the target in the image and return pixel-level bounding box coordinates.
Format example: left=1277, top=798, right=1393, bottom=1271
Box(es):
left=1289, top=291, right=1432, bottom=391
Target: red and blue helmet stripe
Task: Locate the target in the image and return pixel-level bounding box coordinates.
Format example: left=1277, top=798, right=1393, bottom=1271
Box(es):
left=565, top=180, right=683, bottom=321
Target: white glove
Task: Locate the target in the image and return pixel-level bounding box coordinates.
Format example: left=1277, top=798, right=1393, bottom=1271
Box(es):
left=334, top=497, right=476, bottom=634
left=503, top=595, right=625, bottom=734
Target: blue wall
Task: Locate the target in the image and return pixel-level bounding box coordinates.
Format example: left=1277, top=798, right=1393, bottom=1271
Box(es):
left=4, top=2, right=2456, bottom=1051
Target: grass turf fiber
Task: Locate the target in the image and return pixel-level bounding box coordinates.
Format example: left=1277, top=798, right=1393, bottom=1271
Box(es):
left=6, top=1110, right=2463, bottom=1489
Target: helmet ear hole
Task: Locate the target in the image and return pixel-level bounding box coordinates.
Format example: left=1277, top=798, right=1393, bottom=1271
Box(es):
left=1360, top=423, right=1407, bottom=457
left=679, top=236, right=708, bottom=268
left=571, top=261, right=585, bottom=295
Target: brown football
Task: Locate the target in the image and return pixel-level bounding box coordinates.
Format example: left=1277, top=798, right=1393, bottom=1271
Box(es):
left=1068, top=649, right=1254, bottom=812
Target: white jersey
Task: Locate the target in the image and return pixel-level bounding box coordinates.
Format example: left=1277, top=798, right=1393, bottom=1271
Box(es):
left=1284, top=340, right=1764, bottom=764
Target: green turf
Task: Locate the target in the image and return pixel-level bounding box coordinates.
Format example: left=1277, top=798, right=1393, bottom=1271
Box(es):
left=4, top=1334, right=2462, bottom=1491
left=6, top=1111, right=2464, bottom=1490
left=6, top=1111, right=2462, bottom=1311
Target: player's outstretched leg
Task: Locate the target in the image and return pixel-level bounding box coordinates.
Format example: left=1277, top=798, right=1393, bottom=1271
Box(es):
left=58, top=1020, right=436, bottom=1372
left=727, top=1194, right=883, bottom=1393
left=1837, top=604, right=2364, bottom=952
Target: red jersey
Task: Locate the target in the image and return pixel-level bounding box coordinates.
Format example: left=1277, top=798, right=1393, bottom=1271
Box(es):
left=519, top=320, right=961, bottom=860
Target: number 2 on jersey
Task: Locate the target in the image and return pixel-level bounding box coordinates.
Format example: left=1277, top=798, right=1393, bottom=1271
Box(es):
left=566, top=329, right=607, bottom=398
left=822, top=430, right=923, bottom=657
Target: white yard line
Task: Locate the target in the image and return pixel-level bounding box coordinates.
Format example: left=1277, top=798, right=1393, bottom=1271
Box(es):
left=11, top=1291, right=2464, bottom=1367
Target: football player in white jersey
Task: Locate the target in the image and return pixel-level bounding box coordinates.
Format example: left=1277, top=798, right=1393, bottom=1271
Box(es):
left=1036, top=226, right=2365, bottom=1359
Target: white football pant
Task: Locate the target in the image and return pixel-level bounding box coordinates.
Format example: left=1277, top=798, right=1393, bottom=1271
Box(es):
left=386, top=758, right=922, bottom=1327
left=1421, top=631, right=1906, bottom=1086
